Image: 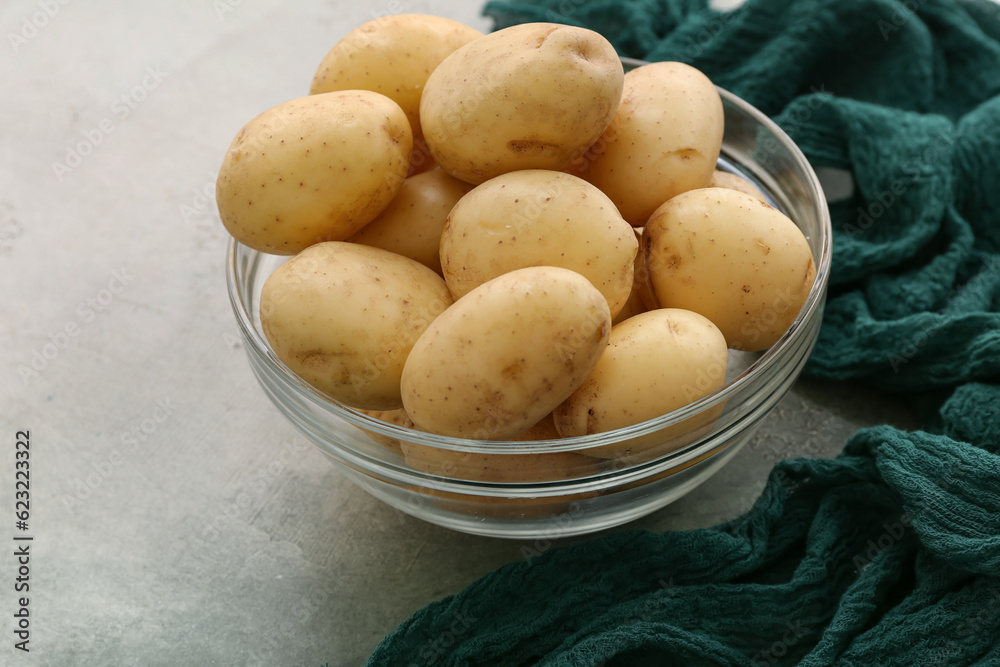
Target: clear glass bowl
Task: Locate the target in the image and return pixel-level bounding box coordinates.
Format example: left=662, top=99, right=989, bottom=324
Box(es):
left=226, top=60, right=832, bottom=539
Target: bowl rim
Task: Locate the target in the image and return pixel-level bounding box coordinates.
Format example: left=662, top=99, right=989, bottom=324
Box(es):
left=225, top=71, right=832, bottom=462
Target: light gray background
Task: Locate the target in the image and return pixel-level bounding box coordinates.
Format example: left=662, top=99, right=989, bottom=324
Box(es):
left=1, top=1, right=916, bottom=665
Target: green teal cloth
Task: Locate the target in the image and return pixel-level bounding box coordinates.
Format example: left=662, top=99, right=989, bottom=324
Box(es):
left=366, top=0, right=1000, bottom=664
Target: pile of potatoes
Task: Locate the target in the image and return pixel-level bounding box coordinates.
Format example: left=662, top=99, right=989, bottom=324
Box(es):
left=217, top=15, right=817, bottom=476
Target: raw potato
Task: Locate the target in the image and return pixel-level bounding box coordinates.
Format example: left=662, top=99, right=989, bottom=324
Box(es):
left=612, top=227, right=651, bottom=324
left=355, top=409, right=413, bottom=452
left=420, top=22, right=624, bottom=184
left=644, top=188, right=816, bottom=351
left=216, top=91, right=412, bottom=255
left=260, top=242, right=452, bottom=410
left=574, top=61, right=724, bottom=225
left=309, top=14, right=482, bottom=175
left=709, top=170, right=766, bottom=201
left=348, top=169, right=473, bottom=275
left=400, top=413, right=604, bottom=515
left=401, top=266, right=611, bottom=440
left=631, top=226, right=663, bottom=313
left=439, top=170, right=637, bottom=316
left=611, top=288, right=647, bottom=325
left=401, top=440, right=600, bottom=482
left=555, top=309, right=728, bottom=460
left=510, top=412, right=560, bottom=441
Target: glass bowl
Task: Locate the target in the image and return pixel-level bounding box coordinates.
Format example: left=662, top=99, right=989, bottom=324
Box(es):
left=226, top=59, right=832, bottom=539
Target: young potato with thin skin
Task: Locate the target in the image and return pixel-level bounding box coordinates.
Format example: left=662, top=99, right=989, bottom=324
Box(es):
left=401, top=266, right=612, bottom=440
left=420, top=22, right=624, bottom=185
left=440, top=170, right=637, bottom=317
left=401, top=441, right=602, bottom=483
left=377, top=409, right=580, bottom=467
left=644, top=188, right=817, bottom=351
left=354, top=409, right=413, bottom=452
left=400, top=415, right=601, bottom=483
left=611, top=287, right=648, bottom=325
left=632, top=226, right=662, bottom=313
left=217, top=91, right=412, bottom=255
left=260, top=242, right=452, bottom=411
left=573, top=62, right=724, bottom=225
left=348, top=169, right=473, bottom=275
left=709, top=170, right=767, bottom=201
left=555, top=309, right=729, bottom=461
left=401, top=412, right=605, bottom=517
left=612, top=227, right=651, bottom=325
left=508, top=412, right=560, bottom=441
left=309, top=14, right=482, bottom=176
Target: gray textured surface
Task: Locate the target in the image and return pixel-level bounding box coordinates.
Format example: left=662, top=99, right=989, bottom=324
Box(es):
left=0, top=2, right=917, bottom=665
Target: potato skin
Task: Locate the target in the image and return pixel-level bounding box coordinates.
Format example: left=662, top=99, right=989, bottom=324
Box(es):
left=439, top=170, right=637, bottom=317
left=420, top=22, right=624, bottom=184
left=644, top=188, right=816, bottom=351
left=612, top=226, right=651, bottom=324
left=574, top=62, right=724, bottom=225
left=348, top=169, right=472, bottom=275
left=400, top=440, right=599, bottom=483
left=611, top=289, right=647, bottom=325
left=217, top=91, right=412, bottom=255
left=260, top=242, right=452, bottom=410
left=309, top=14, right=482, bottom=175
left=400, top=266, right=611, bottom=440
left=709, top=170, right=766, bottom=201
left=400, top=413, right=601, bottom=484
left=355, top=409, right=413, bottom=452
left=554, top=309, right=728, bottom=458
left=509, top=412, right=561, bottom=441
